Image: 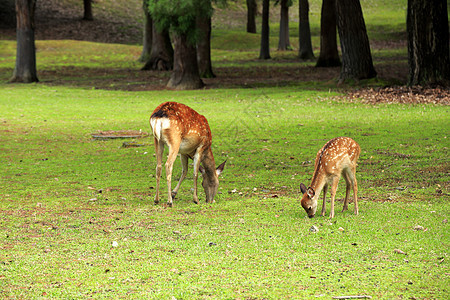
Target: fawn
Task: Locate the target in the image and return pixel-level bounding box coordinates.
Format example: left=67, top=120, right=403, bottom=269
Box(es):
left=300, top=137, right=360, bottom=218
left=150, top=102, right=226, bottom=207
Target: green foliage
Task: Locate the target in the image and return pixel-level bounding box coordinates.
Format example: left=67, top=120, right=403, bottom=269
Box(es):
left=148, top=0, right=213, bottom=44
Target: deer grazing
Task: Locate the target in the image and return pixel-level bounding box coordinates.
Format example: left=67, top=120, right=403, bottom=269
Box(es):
left=150, top=102, right=226, bottom=207
left=300, top=137, right=361, bottom=218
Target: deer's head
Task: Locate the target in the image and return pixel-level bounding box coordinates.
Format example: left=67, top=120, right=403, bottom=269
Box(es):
left=300, top=183, right=318, bottom=218
left=199, top=161, right=226, bottom=203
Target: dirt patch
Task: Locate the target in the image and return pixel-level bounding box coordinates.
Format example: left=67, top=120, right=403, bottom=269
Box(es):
left=91, top=130, right=148, bottom=140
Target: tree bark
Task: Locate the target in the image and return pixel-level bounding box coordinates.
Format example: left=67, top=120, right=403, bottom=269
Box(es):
left=141, top=21, right=173, bottom=71
left=278, top=0, right=291, bottom=51
left=407, top=0, right=450, bottom=86
left=336, top=0, right=376, bottom=83
left=246, top=0, right=257, bottom=33
left=83, top=0, right=93, bottom=21
left=315, top=0, right=340, bottom=67
left=259, top=0, right=271, bottom=59
left=167, top=34, right=204, bottom=90
left=197, top=13, right=215, bottom=78
left=10, top=0, right=38, bottom=83
left=139, top=0, right=153, bottom=62
left=298, top=0, right=314, bottom=59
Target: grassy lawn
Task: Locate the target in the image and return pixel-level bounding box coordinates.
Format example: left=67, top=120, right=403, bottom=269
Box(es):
left=0, top=0, right=449, bottom=298
left=0, top=84, right=448, bottom=299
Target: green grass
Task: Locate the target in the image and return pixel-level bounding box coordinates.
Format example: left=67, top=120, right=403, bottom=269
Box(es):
left=0, top=84, right=449, bottom=299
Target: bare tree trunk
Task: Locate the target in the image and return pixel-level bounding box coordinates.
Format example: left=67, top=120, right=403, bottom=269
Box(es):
left=298, top=0, right=314, bottom=59
left=10, top=0, right=38, bottom=83
left=336, top=0, right=376, bottom=83
left=83, top=0, right=93, bottom=21
left=407, top=0, right=450, bottom=86
left=141, top=22, right=173, bottom=71
left=139, top=0, right=152, bottom=62
left=167, top=34, right=204, bottom=90
left=246, top=0, right=257, bottom=33
left=278, top=0, right=291, bottom=50
left=259, top=0, right=271, bottom=59
left=197, top=13, right=215, bottom=78
left=316, top=0, right=340, bottom=67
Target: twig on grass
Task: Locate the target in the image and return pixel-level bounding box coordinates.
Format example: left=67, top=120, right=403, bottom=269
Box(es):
left=332, top=296, right=372, bottom=299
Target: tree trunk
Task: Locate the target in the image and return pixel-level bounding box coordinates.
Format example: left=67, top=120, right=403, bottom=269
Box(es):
left=259, top=0, right=271, bottom=59
left=141, top=21, right=173, bottom=71
left=10, top=0, right=38, bottom=83
left=407, top=0, right=450, bottom=86
left=315, top=0, right=341, bottom=67
left=197, top=13, right=215, bottom=78
left=278, top=0, right=291, bottom=50
left=246, top=0, right=257, bottom=33
left=83, top=0, right=93, bottom=21
left=336, top=0, right=376, bottom=83
left=167, top=34, right=204, bottom=90
left=298, top=0, right=315, bottom=59
left=139, top=0, right=152, bottom=62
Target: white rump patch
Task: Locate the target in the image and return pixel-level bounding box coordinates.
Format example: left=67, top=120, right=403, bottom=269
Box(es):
left=150, top=118, right=171, bottom=141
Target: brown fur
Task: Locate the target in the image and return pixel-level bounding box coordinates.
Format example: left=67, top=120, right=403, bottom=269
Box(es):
left=150, top=102, right=225, bottom=206
left=300, top=137, right=361, bottom=218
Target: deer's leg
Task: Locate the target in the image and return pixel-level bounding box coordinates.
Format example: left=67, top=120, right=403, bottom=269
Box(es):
left=192, top=151, right=201, bottom=204
left=154, top=138, right=164, bottom=204
left=342, top=171, right=351, bottom=212
left=165, top=141, right=181, bottom=207
left=172, top=154, right=188, bottom=198
left=349, top=167, right=358, bottom=215
left=321, top=184, right=328, bottom=217
left=329, top=176, right=340, bottom=218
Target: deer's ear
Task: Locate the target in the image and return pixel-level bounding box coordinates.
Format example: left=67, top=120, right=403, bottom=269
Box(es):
left=216, top=160, right=226, bottom=176
left=307, top=187, right=315, bottom=198
left=300, top=183, right=307, bottom=194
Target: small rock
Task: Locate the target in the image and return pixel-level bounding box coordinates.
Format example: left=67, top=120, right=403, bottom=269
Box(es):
left=394, top=249, right=407, bottom=255
left=112, top=241, right=119, bottom=248
left=309, top=225, right=319, bottom=233
left=413, top=225, right=424, bottom=231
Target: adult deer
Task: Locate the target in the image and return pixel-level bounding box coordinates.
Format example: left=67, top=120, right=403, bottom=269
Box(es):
left=150, top=102, right=226, bottom=207
left=300, top=137, right=360, bottom=218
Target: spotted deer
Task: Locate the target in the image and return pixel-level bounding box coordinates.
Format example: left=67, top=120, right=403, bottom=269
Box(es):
left=150, top=102, right=226, bottom=207
left=300, top=137, right=361, bottom=218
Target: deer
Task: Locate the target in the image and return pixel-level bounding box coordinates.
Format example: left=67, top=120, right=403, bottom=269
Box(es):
left=299, top=137, right=361, bottom=218
left=149, top=101, right=226, bottom=207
